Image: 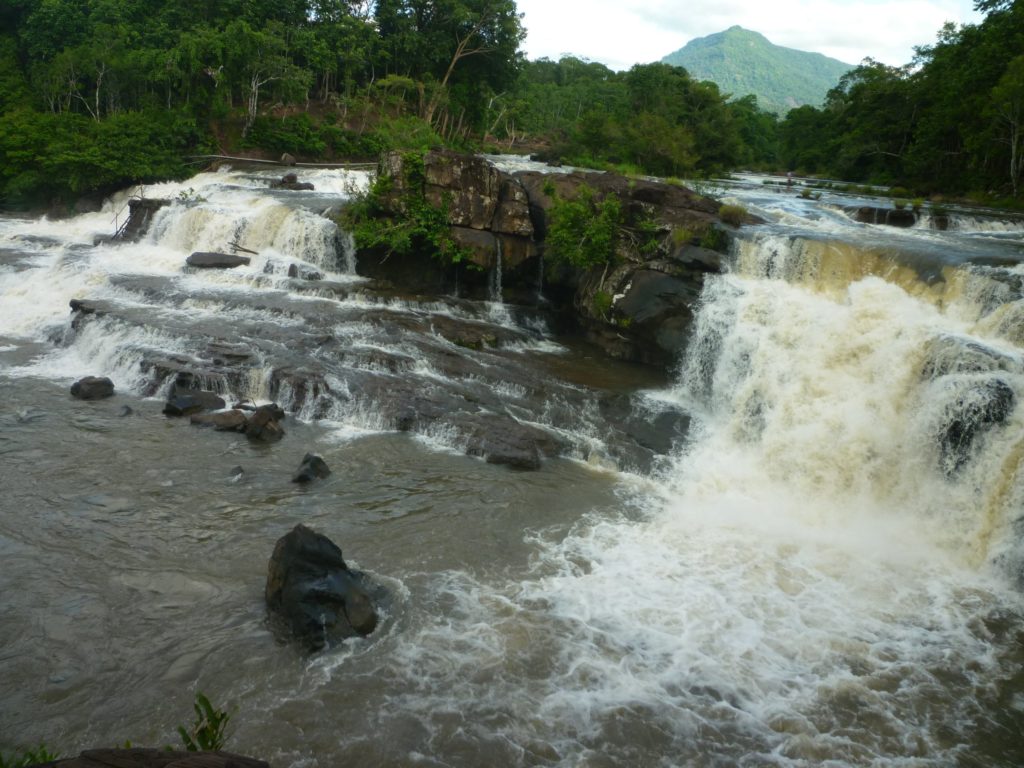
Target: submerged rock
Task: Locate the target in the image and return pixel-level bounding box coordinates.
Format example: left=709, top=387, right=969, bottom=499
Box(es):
left=186, top=252, right=251, bottom=269
left=70, top=376, right=114, bottom=400
left=938, top=378, right=1016, bottom=474
left=265, top=524, right=378, bottom=650
left=466, top=416, right=567, bottom=470
left=292, top=453, right=331, bottom=483
left=163, top=390, right=226, bottom=417
left=190, top=409, right=248, bottom=431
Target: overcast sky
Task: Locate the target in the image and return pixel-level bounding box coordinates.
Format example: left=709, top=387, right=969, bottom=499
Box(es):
left=515, top=0, right=984, bottom=70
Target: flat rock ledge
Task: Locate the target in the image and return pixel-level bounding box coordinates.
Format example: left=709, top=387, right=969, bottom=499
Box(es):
left=30, top=747, right=269, bottom=768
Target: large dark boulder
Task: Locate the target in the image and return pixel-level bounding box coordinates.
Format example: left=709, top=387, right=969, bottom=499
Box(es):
left=265, top=524, right=378, bottom=650
left=189, top=409, right=248, bottom=431
left=70, top=376, right=114, bottom=400
left=186, top=252, right=251, bottom=269
left=245, top=403, right=285, bottom=443
left=465, top=416, right=567, bottom=470
left=938, top=378, right=1016, bottom=474
left=292, top=453, right=331, bottom=483
left=164, top=390, right=227, bottom=417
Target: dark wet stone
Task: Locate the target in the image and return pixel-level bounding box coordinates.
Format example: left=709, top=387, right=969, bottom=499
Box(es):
left=163, top=390, right=227, bottom=417
left=266, top=524, right=378, bottom=651
left=70, top=376, right=115, bottom=400
left=186, top=252, right=251, bottom=269
left=939, top=378, right=1016, bottom=474
left=465, top=416, right=568, bottom=470
left=287, top=263, right=324, bottom=281
left=292, top=453, right=331, bottom=483
left=229, top=465, right=244, bottom=478
left=245, top=403, right=285, bottom=443
left=190, top=409, right=248, bottom=431
left=118, top=405, right=133, bottom=417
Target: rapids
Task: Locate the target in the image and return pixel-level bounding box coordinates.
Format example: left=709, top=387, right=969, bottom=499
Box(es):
left=1, top=165, right=1023, bottom=767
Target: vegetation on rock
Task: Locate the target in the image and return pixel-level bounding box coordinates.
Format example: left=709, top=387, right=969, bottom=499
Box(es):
left=343, top=151, right=471, bottom=266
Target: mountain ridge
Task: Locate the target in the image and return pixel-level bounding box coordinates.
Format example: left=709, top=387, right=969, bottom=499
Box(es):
left=660, top=26, right=854, bottom=115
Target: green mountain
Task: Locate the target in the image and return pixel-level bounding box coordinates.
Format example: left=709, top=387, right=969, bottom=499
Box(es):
left=660, top=26, right=853, bottom=116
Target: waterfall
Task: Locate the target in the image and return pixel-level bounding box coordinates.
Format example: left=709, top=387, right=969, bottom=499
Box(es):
left=489, top=237, right=504, bottom=303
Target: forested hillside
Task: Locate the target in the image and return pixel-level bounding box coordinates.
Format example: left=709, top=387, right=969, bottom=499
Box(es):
left=0, top=0, right=525, bottom=207
left=778, top=0, right=1024, bottom=199
left=661, top=26, right=852, bottom=116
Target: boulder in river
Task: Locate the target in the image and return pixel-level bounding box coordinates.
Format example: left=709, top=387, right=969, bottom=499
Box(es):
left=164, top=389, right=227, bottom=417
left=189, top=409, right=248, bottom=431
left=70, top=376, right=114, bottom=400
left=186, top=252, right=251, bottom=269
left=245, top=403, right=286, bottom=443
left=266, top=524, right=378, bottom=650
left=292, top=453, right=331, bottom=483
left=938, top=377, right=1016, bottom=475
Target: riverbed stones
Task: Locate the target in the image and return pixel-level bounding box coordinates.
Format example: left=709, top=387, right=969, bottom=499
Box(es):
left=292, top=453, right=331, bottom=483
left=266, top=524, right=378, bottom=650
left=70, top=376, right=114, bottom=400
left=186, top=252, right=251, bottom=269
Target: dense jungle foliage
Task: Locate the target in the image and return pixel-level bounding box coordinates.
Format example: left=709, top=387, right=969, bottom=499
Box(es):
left=778, top=0, right=1024, bottom=200
left=0, top=0, right=1020, bottom=207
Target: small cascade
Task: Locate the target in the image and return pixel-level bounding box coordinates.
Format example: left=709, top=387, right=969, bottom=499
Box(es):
left=489, top=237, right=504, bottom=303
left=336, top=229, right=357, bottom=274
left=949, top=214, right=1024, bottom=233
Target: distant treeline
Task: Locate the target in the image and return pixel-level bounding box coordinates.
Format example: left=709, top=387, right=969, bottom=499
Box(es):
left=0, top=0, right=1019, bottom=207
left=780, top=0, right=1024, bottom=200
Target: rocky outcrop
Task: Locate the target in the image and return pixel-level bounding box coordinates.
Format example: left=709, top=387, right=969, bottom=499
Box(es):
left=186, top=252, right=251, bottom=269
left=356, top=149, right=741, bottom=368
left=70, top=376, right=115, bottom=400
left=271, top=172, right=315, bottom=191
left=31, top=748, right=269, bottom=768
left=116, top=199, right=170, bottom=241
left=265, top=524, right=378, bottom=651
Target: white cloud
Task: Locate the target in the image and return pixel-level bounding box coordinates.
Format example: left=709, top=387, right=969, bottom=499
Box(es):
left=516, top=0, right=983, bottom=69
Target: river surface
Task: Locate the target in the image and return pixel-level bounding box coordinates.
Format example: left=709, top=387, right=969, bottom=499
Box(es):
left=1, top=165, right=1024, bottom=767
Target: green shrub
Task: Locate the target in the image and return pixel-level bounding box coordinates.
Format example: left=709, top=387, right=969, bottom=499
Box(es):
left=592, top=290, right=613, bottom=316
left=178, top=692, right=231, bottom=752
left=343, top=151, right=470, bottom=266
left=893, top=199, right=908, bottom=210
left=699, top=225, right=728, bottom=252
left=244, top=114, right=326, bottom=155
left=889, top=186, right=910, bottom=198
left=545, top=185, right=622, bottom=269
left=718, top=204, right=746, bottom=227
left=671, top=227, right=694, bottom=247
left=0, top=745, right=60, bottom=767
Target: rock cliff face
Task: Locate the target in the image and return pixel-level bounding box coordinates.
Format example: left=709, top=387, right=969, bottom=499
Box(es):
left=355, top=150, right=744, bottom=368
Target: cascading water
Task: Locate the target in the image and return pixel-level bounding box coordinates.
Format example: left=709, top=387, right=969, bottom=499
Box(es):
left=1, top=167, right=1023, bottom=767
